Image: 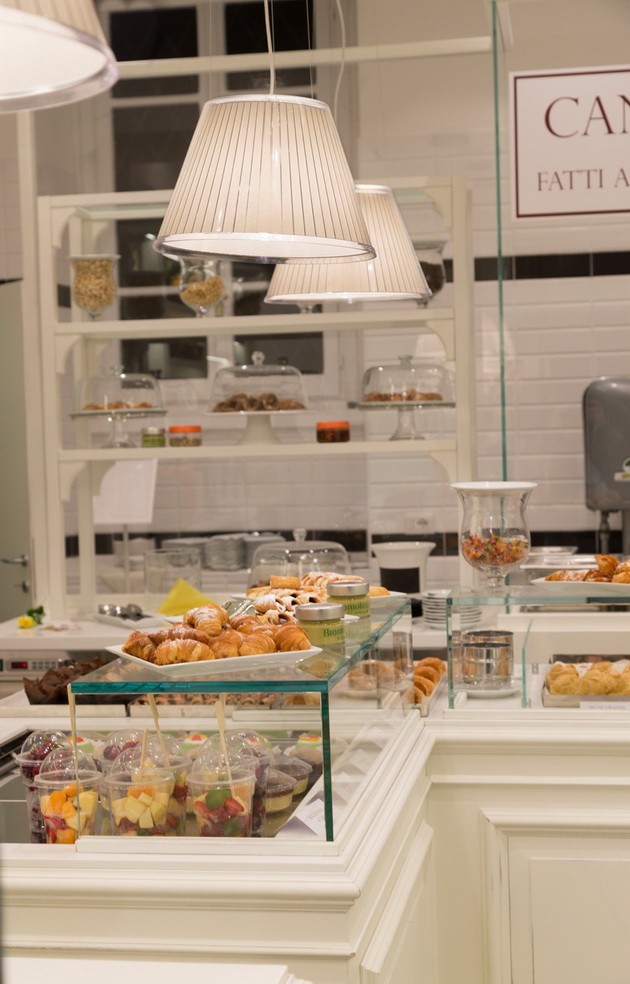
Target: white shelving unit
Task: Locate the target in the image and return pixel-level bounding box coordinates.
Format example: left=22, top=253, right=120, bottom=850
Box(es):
left=35, top=175, right=476, bottom=617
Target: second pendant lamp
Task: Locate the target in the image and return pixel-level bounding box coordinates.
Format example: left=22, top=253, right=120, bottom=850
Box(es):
left=154, top=94, right=374, bottom=265
left=264, top=184, right=432, bottom=304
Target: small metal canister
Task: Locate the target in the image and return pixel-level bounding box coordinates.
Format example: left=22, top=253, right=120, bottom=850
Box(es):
left=455, top=630, right=514, bottom=690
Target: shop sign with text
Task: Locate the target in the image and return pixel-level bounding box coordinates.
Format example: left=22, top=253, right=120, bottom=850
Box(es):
left=510, top=65, right=630, bottom=218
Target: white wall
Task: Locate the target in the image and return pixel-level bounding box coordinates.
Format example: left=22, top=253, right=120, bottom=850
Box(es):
left=6, top=0, right=630, bottom=593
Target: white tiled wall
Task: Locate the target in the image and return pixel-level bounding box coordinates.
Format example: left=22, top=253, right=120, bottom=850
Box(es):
left=6, top=1, right=630, bottom=593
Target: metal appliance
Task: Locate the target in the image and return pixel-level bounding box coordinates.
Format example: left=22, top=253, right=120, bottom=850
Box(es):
left=583, top=377, right=630, bottom=553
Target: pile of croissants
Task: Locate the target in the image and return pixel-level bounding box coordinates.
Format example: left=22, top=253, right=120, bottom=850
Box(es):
left=544, top=553, right=630, bottom=583
left=122, top=603, right=311, bottom=666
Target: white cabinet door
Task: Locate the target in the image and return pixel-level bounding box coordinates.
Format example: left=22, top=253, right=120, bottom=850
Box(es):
left=0, top=281, right=32, bottom=619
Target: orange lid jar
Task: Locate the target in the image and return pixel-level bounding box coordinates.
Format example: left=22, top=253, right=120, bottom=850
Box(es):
left=316, top=420, right=350, bottom=443
left=168, top=425, right=202, bottom=447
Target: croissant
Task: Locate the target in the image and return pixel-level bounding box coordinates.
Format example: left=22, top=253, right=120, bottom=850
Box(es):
left=412, top=675, right=434, bottom=696
left=165, top=624, right=213, bottom=645
left=184, top=604, right=228, bottom=637
left=583, top=569, right=610, bottom=582
left=269, top=575, right=301, bottom=590
left=595, top=554, right=619, bottom=577
left=577, top=669, right=615, bottom=695
left=272, top=623, right=311, bottom=652
left=122, top=631, right=156, bottom=662
left=238, top=633, right=277, bottom=656
left=612, top=570, right=630, bottom=583
left=546, top=662, right=578, bottom=684
left=153, top=638, right=215, bottom=665
left=229, top=615, right=260, bottom=634
left=404, top=685, right=426, bottom=704
left=415, top=657, right=446, bottom=677
left=209, top=636, right=240, bottom=659
left=614, top=672, right=630, bottom=695
left=414, top=665, right=440, bottom=685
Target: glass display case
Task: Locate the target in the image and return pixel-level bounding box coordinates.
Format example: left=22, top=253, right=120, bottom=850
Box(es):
left=69, top=596, right=414, bottom=842
left=446, top=584, right=630, bottom=710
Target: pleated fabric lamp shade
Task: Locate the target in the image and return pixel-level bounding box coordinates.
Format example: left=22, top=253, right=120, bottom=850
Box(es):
left=0, top=0, right=118, bottom=112
left=265, top=184, right=431, bottom=304
left=154, top=94, right=375, bottom=264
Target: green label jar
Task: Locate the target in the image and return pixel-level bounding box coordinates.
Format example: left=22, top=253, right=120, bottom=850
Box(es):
left=295, top=602, right=345, bottom=650
left=327, top=580, right=370, bottom=619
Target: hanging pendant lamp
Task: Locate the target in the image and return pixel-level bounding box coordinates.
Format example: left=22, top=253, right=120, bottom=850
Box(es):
left=265, top=184, right=431, bottom=304
left=154, top=93, right=374, bottom=264
left=0, top=1, right=118, bottom=112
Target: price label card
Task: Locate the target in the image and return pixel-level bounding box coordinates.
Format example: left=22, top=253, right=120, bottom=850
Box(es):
left=580, top=699, right=630, bottom=710
left=297, top=795, right=326, bottom=837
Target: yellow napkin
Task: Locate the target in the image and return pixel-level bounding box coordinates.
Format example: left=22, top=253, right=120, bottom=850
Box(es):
left=157, top=578, right=215, bottom=616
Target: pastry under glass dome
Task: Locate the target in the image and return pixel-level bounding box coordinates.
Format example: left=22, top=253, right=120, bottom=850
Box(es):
left=248, top=529, right=351, bottom=588
left=71, top=366, right=166, bottom=448
left=357, top=355, right=454, bottom=440
left=209, top=351, right=308, bottom=445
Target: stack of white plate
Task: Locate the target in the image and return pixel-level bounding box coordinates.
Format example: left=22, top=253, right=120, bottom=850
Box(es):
left=161, top=536, right=210, bottom=567
left=205, top=534, right=247, bottom=571
left=421, top=589, right=482, bottom=629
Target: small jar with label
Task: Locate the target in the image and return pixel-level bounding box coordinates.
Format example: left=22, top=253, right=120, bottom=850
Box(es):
left=168, top=425, right=202, bottom=447
left=316, top=420, right=350, bottom=443
left=141, top=426, right=166, bottom=448
left=295, top=602, right=345, bottom=651
left=327, top=580, right=370, bottom=619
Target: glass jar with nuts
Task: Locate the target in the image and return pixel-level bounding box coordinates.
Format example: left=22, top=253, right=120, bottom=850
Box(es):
left=178, top=257, right=225, bottom=317
left=70, top=254, right=119, bottom=320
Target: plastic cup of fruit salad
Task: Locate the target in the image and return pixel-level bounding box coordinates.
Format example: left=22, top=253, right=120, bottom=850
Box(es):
left=165, top=755, right=190, bottom=836
left=188, top=768, right=256, bottom=838
left=104, top=770, right=179, bottom=836
left=14, top=730, right=70, bottom=840
left=34, top=771, right=100, bottom=845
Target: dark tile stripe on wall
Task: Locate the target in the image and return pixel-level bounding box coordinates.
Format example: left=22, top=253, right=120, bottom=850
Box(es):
left=444, top=252, right=630, bottom=283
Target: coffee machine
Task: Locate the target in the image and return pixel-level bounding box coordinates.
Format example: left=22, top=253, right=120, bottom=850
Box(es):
left=583, top=377, right=630, bottom=553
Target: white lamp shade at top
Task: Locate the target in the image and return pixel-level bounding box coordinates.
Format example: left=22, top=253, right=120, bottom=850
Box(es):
left=0, top=0, right=118, bottom=111
left=154, top=94, right=375, bottom=264
left=265, top=184, right=432, bottom=304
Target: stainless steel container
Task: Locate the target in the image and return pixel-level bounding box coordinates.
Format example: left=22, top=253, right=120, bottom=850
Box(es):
left=454, top=630, right=514, bottom=690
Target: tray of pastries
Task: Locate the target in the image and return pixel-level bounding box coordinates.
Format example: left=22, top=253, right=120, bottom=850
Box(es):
left=209, top=352, right=307, bottom=413
left=110, top=602, right=319, bottom=676
left=358, top=355, right=453, bottom=407
left=543, top=656, right=630, bottom=705
left=534, top=553, right=630, bottom=593
left=244, top=572, right=392, bottom=620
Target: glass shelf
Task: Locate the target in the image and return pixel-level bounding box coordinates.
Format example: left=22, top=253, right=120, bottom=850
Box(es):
left=70, top=597, right=410, bottom=696
left=447, top=584, right=630, bottom=607
left=446, top=585, right=630, bottom=711
left=69, top=598, right=413, bottom=843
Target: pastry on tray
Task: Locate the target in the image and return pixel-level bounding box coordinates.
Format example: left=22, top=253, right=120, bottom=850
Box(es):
left=545, top=659, right=630, bottom=696
left=121, top=603, right=311, bottom=667
left=544, top=553, right=626, bottom=582
left=245, top=571, right=391, bottom=622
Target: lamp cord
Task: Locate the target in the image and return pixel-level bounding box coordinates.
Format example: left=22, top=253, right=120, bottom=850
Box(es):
left=332, top=0, right=346, bottom=123
left=264, top=0, right=276, bottom=95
